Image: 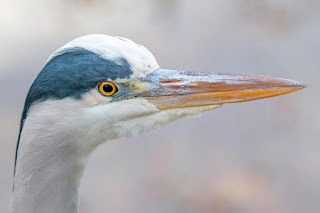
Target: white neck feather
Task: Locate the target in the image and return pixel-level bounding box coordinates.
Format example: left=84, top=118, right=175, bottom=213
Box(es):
left=13, top=98, right=218, bottom=213
left=13, top=120, right=89, bottom=213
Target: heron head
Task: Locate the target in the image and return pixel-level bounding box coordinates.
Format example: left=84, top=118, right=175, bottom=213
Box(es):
left=20, top=34, right=307, bottom=153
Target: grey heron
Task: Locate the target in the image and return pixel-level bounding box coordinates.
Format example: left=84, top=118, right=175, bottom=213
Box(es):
left=13, top=34, right=307, bottom=213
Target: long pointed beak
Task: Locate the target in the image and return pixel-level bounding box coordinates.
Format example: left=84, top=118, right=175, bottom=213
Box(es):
left=135, top=69, right=308, bottom=110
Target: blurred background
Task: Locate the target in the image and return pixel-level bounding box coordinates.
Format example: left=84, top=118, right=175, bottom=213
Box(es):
left=0, top=0, right=319, bottom=212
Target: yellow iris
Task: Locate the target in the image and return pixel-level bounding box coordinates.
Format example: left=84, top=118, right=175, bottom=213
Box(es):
left=98, top=81, right=118, bottom=96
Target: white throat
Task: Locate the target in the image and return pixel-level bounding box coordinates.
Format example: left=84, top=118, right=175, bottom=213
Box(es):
left=13, top=98, right=219, bottom=213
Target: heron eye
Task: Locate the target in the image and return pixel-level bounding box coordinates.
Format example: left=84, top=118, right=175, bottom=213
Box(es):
left=98, top=81, right=118, bottom=96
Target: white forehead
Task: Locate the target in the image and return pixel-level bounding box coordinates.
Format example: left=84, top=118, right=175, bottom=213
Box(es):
left=47, top=34, right=160, bottom=79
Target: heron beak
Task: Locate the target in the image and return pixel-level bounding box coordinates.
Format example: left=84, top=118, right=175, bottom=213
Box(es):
left=138, top=69, right=308, bottom=110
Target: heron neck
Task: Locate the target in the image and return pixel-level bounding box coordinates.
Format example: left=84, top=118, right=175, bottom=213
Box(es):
left=13, top=125, right=89, bottom=213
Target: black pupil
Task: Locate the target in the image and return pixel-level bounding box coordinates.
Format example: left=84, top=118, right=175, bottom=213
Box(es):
left=103, top=84, right=114, bottom=93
